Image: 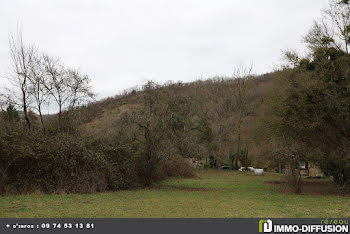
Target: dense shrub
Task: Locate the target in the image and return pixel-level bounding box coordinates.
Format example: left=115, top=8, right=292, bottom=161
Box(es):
left=0, top=130, right=108, bottom=194
left=0, top=116, right=141, bottom=194
left=0, top=114, right=195, bottom=195
left=156, top=156, right=197, bottom=179
left=98, top=144, right=140, bottom=190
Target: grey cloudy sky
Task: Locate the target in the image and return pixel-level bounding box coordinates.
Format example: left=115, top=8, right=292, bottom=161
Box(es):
left=0, top=0, right=329, bottom=99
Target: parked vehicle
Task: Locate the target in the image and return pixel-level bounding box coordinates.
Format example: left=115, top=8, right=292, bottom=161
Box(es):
left=220, top=166, right=232, bottom=170
left=238, top=167, right=255, bottom=171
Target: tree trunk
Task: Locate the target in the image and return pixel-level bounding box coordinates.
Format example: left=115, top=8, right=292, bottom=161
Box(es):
left=295, top=166, right=302, bottom=194
left=22, top=89, right=31, bottom=129
left=235, top=109, right=242, bottom=170
left=58, top=105, right=62, bottom=130
left=38, top=106, right=45, bottom=131
left=278, top=162, right=282, bottom=174
left=333, top=171, right=345, bottom=186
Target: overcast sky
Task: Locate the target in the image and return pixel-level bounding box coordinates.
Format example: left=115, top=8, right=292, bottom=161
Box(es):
left=0, top=0, right=329, bottom=99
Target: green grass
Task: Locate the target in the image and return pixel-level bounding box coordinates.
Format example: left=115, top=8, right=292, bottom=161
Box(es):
left=0, top=170, right=349, bottom=218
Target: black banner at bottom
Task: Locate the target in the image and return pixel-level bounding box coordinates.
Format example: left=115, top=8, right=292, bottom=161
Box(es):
left=0, top=218, right=349, bottom=234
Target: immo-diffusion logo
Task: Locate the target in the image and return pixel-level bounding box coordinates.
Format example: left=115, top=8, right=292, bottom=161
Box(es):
left=259, top=220, right=273, bottom=233
left=259, top=219, right=349, bottom=233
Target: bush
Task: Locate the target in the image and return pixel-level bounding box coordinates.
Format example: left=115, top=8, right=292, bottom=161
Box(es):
left=155, top=156, right=196, bottom=180
left=0, top=117, right=143, bottom=194
left=99, top=144, right=140, bottom=190
left=0, top=130, right=109, bottom=194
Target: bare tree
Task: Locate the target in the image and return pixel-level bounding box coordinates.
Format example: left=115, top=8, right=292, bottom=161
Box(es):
left=66, top=68, right=95, bottom=110
left=131, top=81, right=169, bottom=186
left=41, top=54, right=95, bottom=129
left=28, top=52, right=47, bottom=130
left=8, top=30, right=35, bottom=129
left=270, top=136, right=305, bottom=194
left=231, top=66, right=253, bottom=169
left=42, top=54, right=70, bottom=129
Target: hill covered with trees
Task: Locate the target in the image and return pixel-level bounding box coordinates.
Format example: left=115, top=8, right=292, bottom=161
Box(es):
left=1, top=0, right=349, bottom=195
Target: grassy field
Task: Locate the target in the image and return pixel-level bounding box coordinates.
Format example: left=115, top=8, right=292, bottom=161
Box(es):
left=0, top=170, right=349, bottom=218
